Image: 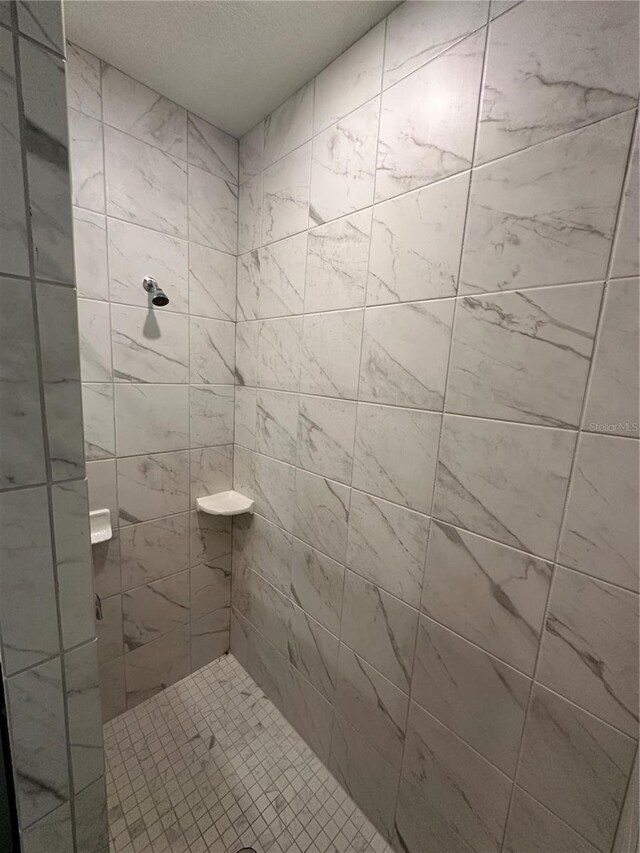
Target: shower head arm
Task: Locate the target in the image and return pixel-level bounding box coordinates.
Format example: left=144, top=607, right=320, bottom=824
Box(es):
left=142, top=276, right=170, bottom=306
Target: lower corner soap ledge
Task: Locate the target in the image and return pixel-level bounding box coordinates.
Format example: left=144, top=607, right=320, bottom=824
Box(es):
left=196, top=491, right=254, bottom=516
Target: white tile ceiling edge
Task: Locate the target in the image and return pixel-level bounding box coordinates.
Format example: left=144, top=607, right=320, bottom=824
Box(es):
left=63, top=0, right=401, bottom=139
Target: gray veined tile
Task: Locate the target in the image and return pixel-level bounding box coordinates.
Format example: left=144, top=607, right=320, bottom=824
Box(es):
left=297, top=395, right=357, bottom=484
left=73, top=208, right=109, bottom=301
left=237, top=250, right=259, bottom=321
left=239, top=120, right=264, bottom=184
left=65, top=43, right=101, bottom=120
left=17, top=1, right=64, bottom=53
left=107, top=218, right=189, bottom=313
left=120, top=513, right=189, bottom=590
left=259, top=231, right=306, bottom=318
left=190, top=558, right=231, bottom=617
left=115, top=384, right=189, bottom=455
left=288, top=603, right=339, bottom=701
left=190, top=510, right=232, bottom=567
left=230, top=607, right=251, bottom=670
left=238, top=173, right=263, bottom=253
left=253, top=452, right=296, bottom=532
left=347, top=490, right=429, bottom=608
left=20, top=802, right=73, bottom=853
left=359, top=300, right=454, bottom=409
left=612, top=131, right=639, bottom=279
left=394, top=776, right=476, bottom=853
left=233, top=512, right=292, bottom=596
left=477, top=1, right=639, bottom=164
left=460, top=112, right=635, bottom=294
left=103, top=63, right=187, bottom=158
left=97, top=594, right=122, bottom=665
left=584, top=278, right=639, bottom=438
left=559, top=432, right=639, bottom=591
left=68, top=108, right=105, bottom=212
left=263, top=82, right=313, bottom=167
left=111, top=303, right=188, bottom=383
left=334, top=644, right=409, bottom=771
left=125, top=624, right=190, bottom=708
left=92, top=530, right=121, bottom=599
left=368, top=172, right=469, bottom=306
left=191, top=621, right=229, bottom=670
left=256, top=389, right=298, bottom=465
left=257, top=315, right=302, bottom=392
left=434, top=415, right=575, bottom=560
left=341, top=570, right=418, bottom=692
left=518, top=684, right=636, bottom=852
left=309, top=98, right=379, bottom=226
left=87, top=458, right=118, bottom=520
left=189, top=316, right=235, bottom=384
left=190, top=384, right=234, bottom=447
left=538, top=567, right=639, bottom=737
left=123, top=570, right=190, bottom=650
left=300, top=309, right=363, bottom=399
left=105, top=125, right=188, bottom=238
left=263, top=142, right=311, bottom=244
left=305, top=209, right=371, bottom=313
left=189, top=444, right=233, bottom=504
left=235, top=321, right=258, bottom=387
left=64, top=640, right=104, bottom=792
left=376, top=29, right=485, bottom=203
left=446, top=282, right=603, bottom=427
left=290, top=538, right=344, bottom=636
left=402, top=701, right=512, bottom=853
left=294, top=469, right=350, bottom=564
left=233, top=445, right=255, bottom=504
left=188, top=113, right=238, bottom=183
left=413, top=616, right=530, bottom=776
left=73, top=776, right=108, bottom=853
left=117, top=450, right=190, bottom=526
left=383, top=0, right=489, bottom=88
left=234, top=386, right=257, bottom=449
left=188, top=164, right=238, bottom=254
left=423, top=522, right=552, bottom=676
left=504, top=788, right=600, bottom=853
left=489, top=0, right=520, bottom=19
left=78, top=298, right=112, bottom=382
left=614, top=752, right=639, bottom=853
left=353, top=403, right=440, bottom=514
left=233, top=564, right=291, bottom=655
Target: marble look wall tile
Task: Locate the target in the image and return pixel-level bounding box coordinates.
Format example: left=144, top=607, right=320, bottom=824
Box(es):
left=20, top=802, right=73, bottom=853
left=341, top=570, right=418, bottom=692
left=117, top=450, right=189, bottom=526
left=263, top=143, right=311, bottom=244
left=234, top=386, right=257, bottom=449
left=123, top=571, right=189, bottom=650
left=477, top=2, right=639, bottom=164
left=230, top=608, right=251, bottom=670
left=188, top=164, right=237, bottom=254
left=233, top=445, right=255, bottom=503
left=64, top=640, right=104, bottom=792
left=393, top=775, right=475, bottom=853
left=503, top=788, right=600, bottom=853
left=73, top=208, right=108, bottom=301
left=233, top=512, right=292, bottom=596
left=190, top=510, right=232, bottom=567
left=309, top=99, right=379, bottom=225
left=288, top=604, right=339, bottom=701
left=103, top=64, right=186, bottom=158
left=191, top=622, right=229, bottom=670
left=413, top=617, right=529, bottom=775
left=188, top=114, right=238, bottom=183
left=559, top=433, right=638, bottom=591
left=259, top=232, right=306, bottom=318
left=120, top=513, right=189, bottom=590
left=234, top=565, right=291, bottom=654
left=256, top=389, right=298, bottom=464
left=305, top=209, right=371, bottom=313
left=239, top=120, right=264, bottom=183
left=86, top=458, right=118, bottom=520
left=314, top=22, right=384, bottom=133
left=584, top=278, right=639, bottom=438
left=97, top=594, right=122, bottom=664
left=190, top=557, right=231, bottom=617
left=612, top=133, right=639, bottom=279
left=92, top=531, right=121, bottom=599
left=111, top=304, right=188, bottom=384
left=538, top=568, right=638, bottom=737
left=294, top=469, right=350, bottom=563
left=124, top=624, right=190, bottom=708
left=237, top=250, right=259, bottom=321
left=423, top=522, right=552, bottom=675
left=115, top=384, right=189, bottom=455
left=253, top=453, right=296, bottom=532
left=236, top=320, right=259, bottom=386
left=329, top=713, right=400, bottom=838
left=189, top=444, right=233, bottom=504
left=7, top=658, right=69, bottom=827
left=108, top=218, right=189, bottom=313
left=460, top=113, right=635, bottom=294
left=74, top=777, right=108, bottom=853
left=264, top=82, right=313, bottom=167
left=402, top=701, right=512, bottom=853
left=300, top=310, right=363, bottom=399
left=290, top=538, right=344, bottom=636
left=65, top=43, right=101, bottom=120
left=359, top=300, right=454, bottom=409
left=0, top=276, right=46, bottom=488
left=0, top=487, right=58, bottom=674
left=447, top=283, right=603, bottom=427
left=353, top=403, right=440, bottom=513
left=614, top=752, right=639, bottom=853
left=257, top=316, right=302, bottom=392
left=78, top=298, right=112, bottom=382
left=68, top=108, right=104, bottom=212
left=238, top=173, right=262, bottom=253
left=383, top=0, right=489, bottom=87
left=0, top=30, right=29, bottom=277
left=190, top=384, right=234, bottom=447
left=518, top=685, right=636, bottom=852
left=368, top=173, right=469, bottom=305
left=347, top=490, right=429, bottom=608
left=434, top=416, right=575, bottom=559
left=377, top=30, right=484, bottom=203
left=18, top=0, right=64, bottom=53
left=189, top=316, right=235, bottom=384
left=334, top=644, right=409, bottom=771
left=297, top=395, right=356, bottom=484
left=105, top=126, right=188, bottom=238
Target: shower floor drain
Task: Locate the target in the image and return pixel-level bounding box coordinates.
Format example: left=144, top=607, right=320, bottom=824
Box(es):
left=236, top=848, right=257, bottom=852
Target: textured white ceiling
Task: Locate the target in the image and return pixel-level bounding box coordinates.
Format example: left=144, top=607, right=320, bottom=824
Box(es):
left=63, top=0, right=400, bottom=138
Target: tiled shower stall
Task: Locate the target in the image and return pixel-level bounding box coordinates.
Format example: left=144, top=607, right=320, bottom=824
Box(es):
left=1, top=0, right=639, bottom=852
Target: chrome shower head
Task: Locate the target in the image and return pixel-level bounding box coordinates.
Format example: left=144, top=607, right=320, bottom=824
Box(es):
left=142, top=276, right=169, bottom=306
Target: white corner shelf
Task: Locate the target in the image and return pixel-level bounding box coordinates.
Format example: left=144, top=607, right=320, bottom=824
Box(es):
left=89, top=508, right=113, bottom=544
left=196, top=491, right=254, bottom=516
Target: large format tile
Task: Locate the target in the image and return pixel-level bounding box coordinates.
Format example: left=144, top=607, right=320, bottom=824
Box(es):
left=376, top=30, right=485, bottom=202
left=115, top=384, right=189, bottom=455
left=117, top=450, right=190, bottom=526
left=190, top=620, right=229, bottom=670
left=189, top=316, right=235, bottom=384
left=460, top=113, right=635, bottom=293
left=188, top=164, right=237, bottom=254
left=263, top=82, right=313, bottom=167
left=18, top=0, right=64, bottom=53
left=257, top=316, right=302, bottom=392
left=190, top=384, right=234, bottom=447
left=255, top=389, right=298, bottom=465
left=64, top=640, right=104, bottom=792
left=189, top=242, right=236, bottom=321
left=190, top=558, right=231, bottom=618
left=73, top=777, right=108, bottom=853
left=503, top=788, right=600, bottom=853
left=235, top=321, right=259, bottom=387
left=120, top=513, right=190, bottom=590
left=477, top=1, right=639, bottom=163
left=78, top=298, right=112, bottom=382
left=20, top=803, right=73, bottom=853
left=124, top=625, right=190, bottom=708
left=73, top=208, right=108, bottom=301
left=297, top=395, right=356, bottom=484
left=263, top=143, right=311, bottom=244
left=188, top=113, right=238, bottom=183
left=189, top=444, right=233, bottom=504
left=518, top=685, right=636, bottom=852
left=290, top=538, right=344, bottom=636
left=288, top=604, right=339, bottom=701
left=86, top=459, right=118, bottom=520
left=300, top=310, right=363, bottom=399
left=293, top=469, right=350, bottom=563
left=394, top=776, right=475, bottom=853
left=447, top=283, right=603, bottom=427
left=190, top=510, right=232, bottom=567
left=96, top=594, right=123, bottom=664
left=239, top=120, right=264, bottom=184
left=111, top=304, right=189, bottom=384
left=68, top=108, right=104, bottom=212
left=234, top=386, right=257, bottom=449
left=423, top=522, right=552, bottom=675
left=258, top=232, right=306, bottom=318
left=559, top=432, right=639, bottom=590
left=253, top=452, right=296, bottom=532
left=434, top=416, right=575, bottom=559
left=65, top=42, right=101, bottom=120
left=123, top=571, right=189, bottom=650
left=238, top=173, right=262, bottom=253
left=368, top=173, right=469, bottom=305
left=611, top=133, right=639, bottom=278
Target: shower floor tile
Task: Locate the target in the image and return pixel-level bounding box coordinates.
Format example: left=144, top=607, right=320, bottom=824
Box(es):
left=104, top=653, right=393, bottom=853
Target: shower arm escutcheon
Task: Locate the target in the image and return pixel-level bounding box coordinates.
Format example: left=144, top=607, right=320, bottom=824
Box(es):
left=142, top=276, right=170, bottom=306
